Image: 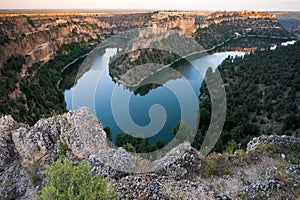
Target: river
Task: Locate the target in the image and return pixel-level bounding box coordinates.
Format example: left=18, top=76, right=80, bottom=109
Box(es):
left=63, top=48, right=245, bottom=143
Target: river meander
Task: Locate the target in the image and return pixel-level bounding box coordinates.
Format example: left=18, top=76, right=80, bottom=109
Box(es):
left=63, top=48, right=245, bottom=143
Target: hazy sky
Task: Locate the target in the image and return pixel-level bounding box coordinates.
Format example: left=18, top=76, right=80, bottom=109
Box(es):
left=0, top=0, right=299, bottom=11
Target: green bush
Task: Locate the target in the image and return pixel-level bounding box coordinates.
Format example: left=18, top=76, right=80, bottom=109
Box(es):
left=205, top=157, right=218, bottom=175
left=224, top=140, right=238, bottom=155
left=35, top=157, right=117, bottom=200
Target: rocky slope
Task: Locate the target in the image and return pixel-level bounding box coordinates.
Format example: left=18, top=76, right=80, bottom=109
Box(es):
left=0, top=107, right=299, bottom=199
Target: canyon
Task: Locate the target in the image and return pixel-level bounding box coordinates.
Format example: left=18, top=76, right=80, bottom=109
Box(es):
left=0, top=10, right=296, bottom=130
left=0, top=10, right=292, bottom=70
left=0, top=10, right=299, bottom=200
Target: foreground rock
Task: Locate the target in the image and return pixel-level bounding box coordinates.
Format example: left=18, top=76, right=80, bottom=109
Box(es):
left=0, top=107, right=108, bottom=199
left=0, top=108, right=299, bottom=199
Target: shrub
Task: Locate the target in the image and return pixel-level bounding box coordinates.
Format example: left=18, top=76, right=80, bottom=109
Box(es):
left=103, top=126, right=112, bottom=141
left=35, top=157, right=117, bottom=200
left=57, top=141, right=68, bottom=157
left=224, top=140, right=238, bottom=155
left=207, top=159, right=218, bottom=175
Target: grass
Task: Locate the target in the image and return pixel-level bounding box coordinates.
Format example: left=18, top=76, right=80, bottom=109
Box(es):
left=58, top=141, right=68, bottom=157
left=256, top=142, right=279, bottom=152
left=206, top=158, right=218, bottom=175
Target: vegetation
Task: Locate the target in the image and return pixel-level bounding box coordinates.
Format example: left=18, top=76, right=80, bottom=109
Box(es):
left=112, top=121, right=193, bottom=153
left=0, top=56, right=24, bottom=117
left=35, top=157, right=117, bottom=200
left=193, top=42, right=300, bottom=153
left=0, top=42, right=95, bottom=125
left=193, top=17, right=293, bottom=49
left=202, top=152, right=231, bottom=176
left=59, top=55, right=86, bottom=91
left=109, top=48, right=180, bottom=81
left=214, top=37, right=288, bottom=52
left=104, top=126, right=113, bottom=141
left=115, top=132, right=165, bottom=153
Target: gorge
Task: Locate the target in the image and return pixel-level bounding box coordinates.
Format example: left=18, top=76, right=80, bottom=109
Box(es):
left=0, top=9, right=299, bottom=200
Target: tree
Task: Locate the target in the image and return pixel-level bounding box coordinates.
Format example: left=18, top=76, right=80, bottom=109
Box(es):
left=103, top=126, right=112, bottom=141
left=122, top=143, right=136, bottom=153
left=173, top=121, right=192, bottom=143
left=35, top=157, right=117, bottom=200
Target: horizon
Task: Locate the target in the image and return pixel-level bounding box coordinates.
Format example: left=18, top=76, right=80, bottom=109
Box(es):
left=0, top=0, right=299, bottom=11
left=0, top=8, right=299, bottom=14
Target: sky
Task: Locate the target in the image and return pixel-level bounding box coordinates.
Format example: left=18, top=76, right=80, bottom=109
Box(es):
left=0, top=0, right=299, bottom=11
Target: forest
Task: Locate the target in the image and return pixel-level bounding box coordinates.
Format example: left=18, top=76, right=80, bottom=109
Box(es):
left=0, top=42, right=95, bottom=125
left=193, top=42, right=300, bottom=153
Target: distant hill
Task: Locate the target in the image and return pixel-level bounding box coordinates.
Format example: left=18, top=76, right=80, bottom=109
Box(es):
left=273, top=11, right=300, bottom=37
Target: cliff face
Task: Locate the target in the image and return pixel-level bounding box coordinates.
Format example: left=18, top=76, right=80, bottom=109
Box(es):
left=0, top=13, right=151, bottom=70
left=205, top=11, right=276, bottom=23
left=0, top=11, right=288, bottom=71
left=0, top=108, right=299, bottom=199
left=145, top=11, right=198, bottom=36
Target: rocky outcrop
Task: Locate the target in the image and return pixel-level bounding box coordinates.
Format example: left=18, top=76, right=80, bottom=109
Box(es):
left=1, top=107, right=299, bottom=200
left=152, top=142, right=202, bottom=179
left=247, top=134, right=300, bottom=152
left=146, top=11, right=197, bottom=35
left=0, top=107, right=108, bottom=199
left=10, top=108, right=107, bottom=166
left=88, top=147, right=136, bottom=179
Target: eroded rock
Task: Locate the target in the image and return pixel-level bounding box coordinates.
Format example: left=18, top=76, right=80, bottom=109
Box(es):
left=64, top=108, right=107, bottom=159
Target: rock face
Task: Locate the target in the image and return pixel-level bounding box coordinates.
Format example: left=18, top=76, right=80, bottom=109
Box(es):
left=0, top=115, right=19, bottom=171
left=0, top=12, right=151, bottom=69
left=206, top=11, right=276, bottom=23
left=152, top=143, right=202, bottom=179
left=64, top=108, right=107, bottom=159
left=10, top=108, right=107, bottom=165
left=88, top=147, right=137, bottom=179
left=0, top=107, right=107, bottom=199
left=146, top=11, right=198, bottom=36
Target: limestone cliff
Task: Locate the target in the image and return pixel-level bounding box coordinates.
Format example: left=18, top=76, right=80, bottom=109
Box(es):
left=0, top=12, right=150, bottom=70
left=145, top=11, right=198, bottom=36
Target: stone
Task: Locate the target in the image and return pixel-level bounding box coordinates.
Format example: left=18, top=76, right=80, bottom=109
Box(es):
left=88, top=147, right=137, bottom=178
left=11, top=118, right=61, bottom=164
left=64, top=107, right=107, bottom=159
left=152, top=142, right=201, bottom=178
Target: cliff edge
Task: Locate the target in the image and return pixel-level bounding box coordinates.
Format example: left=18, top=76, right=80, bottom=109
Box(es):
left=0, top=108, right=299, bottom=199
